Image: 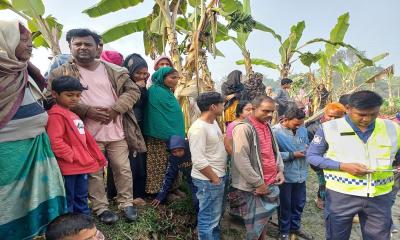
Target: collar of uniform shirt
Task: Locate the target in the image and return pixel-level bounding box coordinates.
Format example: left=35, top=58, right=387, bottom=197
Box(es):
left=344, top=115, right=375, bottom=143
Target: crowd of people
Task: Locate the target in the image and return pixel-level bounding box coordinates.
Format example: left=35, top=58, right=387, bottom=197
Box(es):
left=1, top=20, right=400, bottom=240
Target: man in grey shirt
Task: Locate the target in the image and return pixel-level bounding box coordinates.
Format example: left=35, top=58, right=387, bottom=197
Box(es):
left=275, top=78, right=293, bottom=117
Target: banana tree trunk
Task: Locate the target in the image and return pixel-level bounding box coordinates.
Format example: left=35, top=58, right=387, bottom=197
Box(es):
left=280, top=63, right=291, bottom=79
left=242, top=49, right=253, bottom=79
left=388, top=74, right=394, bottom=107
left=166, top=26, right=182, bottom=74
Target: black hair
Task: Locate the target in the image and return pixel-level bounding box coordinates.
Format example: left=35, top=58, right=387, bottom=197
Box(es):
left=45, top=213, right=95, bottom=240
left=252, top=95, right=275, bottom=108
left=348, top=90, right=383, bottom=109
left=283, top=107, right=306, bottom=120
left=235, top=100, right=251, bottom=117
left=196, top=92, right=224, bottom=112
left=165, top=68, right=179, bottom=78
left=339, top=94, right=351, bottom=106
left=66, top=28, right=101, bottom=45
left=281, top=78, right=293, bottom=86
left=52, top=76, right=87, bottom=94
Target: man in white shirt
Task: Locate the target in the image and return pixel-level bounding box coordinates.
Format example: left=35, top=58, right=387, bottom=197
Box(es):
left=188, top=92, right=227, bottom=240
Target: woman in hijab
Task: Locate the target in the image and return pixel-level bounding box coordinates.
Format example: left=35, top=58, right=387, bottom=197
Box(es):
left=221, top=70, right=244, bottom=124
left=100, top=50, right=124, bottom=66
left=143, top=67, right=185, bottom=194
left=242, top=72, right=267, bottom=101
left=0, top=21, right=66, bottom=239
left=107, top=53, right=150, bottom=205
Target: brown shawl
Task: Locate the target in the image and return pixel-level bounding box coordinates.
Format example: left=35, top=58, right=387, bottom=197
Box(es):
left=0, top=20, right=28, bottom=129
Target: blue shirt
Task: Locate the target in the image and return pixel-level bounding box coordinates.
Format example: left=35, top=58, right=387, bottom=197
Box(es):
left=273, top=124, right=309, bottom=183
left=306, top=116, right=376, bottom=170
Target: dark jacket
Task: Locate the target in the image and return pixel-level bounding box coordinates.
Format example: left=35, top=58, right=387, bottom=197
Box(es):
left=156, top=135, right=198, bottom=210
left=133, top=85, right=148, bottom=131
left=305, top=118, right=322, bottom=142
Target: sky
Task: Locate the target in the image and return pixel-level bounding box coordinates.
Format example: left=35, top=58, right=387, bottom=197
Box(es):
left=1, top=0, right=399, bottom=82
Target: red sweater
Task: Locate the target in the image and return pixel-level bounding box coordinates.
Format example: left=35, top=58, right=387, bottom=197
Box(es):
left=46, top=104, right=106, bottom=175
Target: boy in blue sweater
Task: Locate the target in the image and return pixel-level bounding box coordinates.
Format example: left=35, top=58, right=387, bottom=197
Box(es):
left=151, top=135, right=199, bottom=212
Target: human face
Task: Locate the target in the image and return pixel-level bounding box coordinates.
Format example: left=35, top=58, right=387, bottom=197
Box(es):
left=132, top=67, right=149, bottom=82
left=239, top=103, right=253, bottom=119
left=282, top=84, right=291, bottom=90
left=347, top=106, right=380, bottom=130
left=157, top=59, right=172, bottom=69
left=53, top=90, right=81, bottom=109
left=210, top=102, right=224, bottom=116
left=163, top=72, right=179, bottom=89
left=171, top=148, right=185, bottom=158
left=253, top=101, right=275, bottom=123
left=15, top=32, right=32, bottom=62
left=283, top=118, right=304, bottom=130
left=323, top=109, right=345, bottom=122
left=63, top=227, right=105, bottom=240
left=69, top=36, right=98, bottom=64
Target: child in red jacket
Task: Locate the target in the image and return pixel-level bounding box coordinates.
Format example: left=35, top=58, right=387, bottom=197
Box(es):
left=47, top=76, right=106, bottom=215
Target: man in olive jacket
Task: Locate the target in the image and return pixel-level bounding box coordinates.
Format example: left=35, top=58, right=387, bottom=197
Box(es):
left=47, top=29, right=145, bottom=224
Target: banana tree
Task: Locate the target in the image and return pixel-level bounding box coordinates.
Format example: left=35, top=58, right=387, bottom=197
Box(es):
left=333, top=52, right=388, bottom=93
left=0, top=0, right=63, bottom=55
left=236, top=20, right=310, bottom=79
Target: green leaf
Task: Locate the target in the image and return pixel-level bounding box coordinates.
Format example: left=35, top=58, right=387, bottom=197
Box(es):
left=12, top=0, right=45, bottom=17
left=326, top=12, right=350, bottom=58
left=215, top=22, right=230, bottom=42
left=333, top=60, right=351, bottom=74
left=279, top=21, right=305, bottom=64
left=150, top=15, right=164, bottom=35
left=242, top=0, right=251, bottom=15
left=299, top=52, right=322, bottom=67
left=188, top=0, right=200, bottom=8
left=254, top=21, right=282, bottom=43
left=215, top=48, right=225, bottom=57
left=32, top=34, right=49, bottom=48
left=176, top=17, right=190, bottom=32
left=236, top=58, right=279, bottom=70
left=82, top=0, right=144, bottom=18
left=0, top=0, right=12, bottom=10
left=101, top=17, right=148, bottom=43
left=371, top=52, right=389, bottom=63
left=170, top=0, right=187, bottom=15
left=219, top=0, right=242, bottom=14
left=237, top=31, right=249, bottom=46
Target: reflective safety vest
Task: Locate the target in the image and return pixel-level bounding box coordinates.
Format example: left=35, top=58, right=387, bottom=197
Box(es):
left=322, top=118, right=400, bottom=197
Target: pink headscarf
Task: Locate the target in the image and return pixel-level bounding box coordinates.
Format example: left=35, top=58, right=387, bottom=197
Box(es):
left=153, top=55, right=173, bottom=71
left=100, top=50, right=123, bottom=66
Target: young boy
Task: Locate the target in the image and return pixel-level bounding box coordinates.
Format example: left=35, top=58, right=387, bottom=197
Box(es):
left=46, top=76, right=106, bottom=215
left=151, top=135, right=199, bottom=212
left=46, top=213, right=104, bottom=240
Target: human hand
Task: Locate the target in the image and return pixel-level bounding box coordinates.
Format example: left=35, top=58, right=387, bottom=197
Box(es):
left=254, top=184, right=270, bottom=196
left=102, top=108, right=119, bottom=124
left=275, top=171, right=285, bottom=185
left=340, top=163, right=373, bottom=176
left=293, top=151, right=306, bottom=158
left=210, top=177, right=221, bottom=185
left=86, top=106, right=109, bottom=123
left=151, top=199, right=161, bottom=207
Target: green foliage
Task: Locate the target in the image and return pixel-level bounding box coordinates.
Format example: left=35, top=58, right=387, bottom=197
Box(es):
left=0, top=0, right=12, bottom=10
left=279, top=21, right=305, bottom=63
left=82, top=0, right=144, bottom=18
left=300, top=52, right=322, bottom=67
left=325, top=12, right=349, bottom=58
left=12, top=0, right=44, bottom=17
left=101, top=17, right=148, bottom=43
left=254, top=21, right=282, bottom=42
left=236, top=58, right=279, bottom=70
left=219, top=0, right=243, bottom=14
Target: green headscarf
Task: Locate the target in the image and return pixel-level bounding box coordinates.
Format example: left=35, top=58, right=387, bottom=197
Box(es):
left=143, top=67, right=185, bottom=140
